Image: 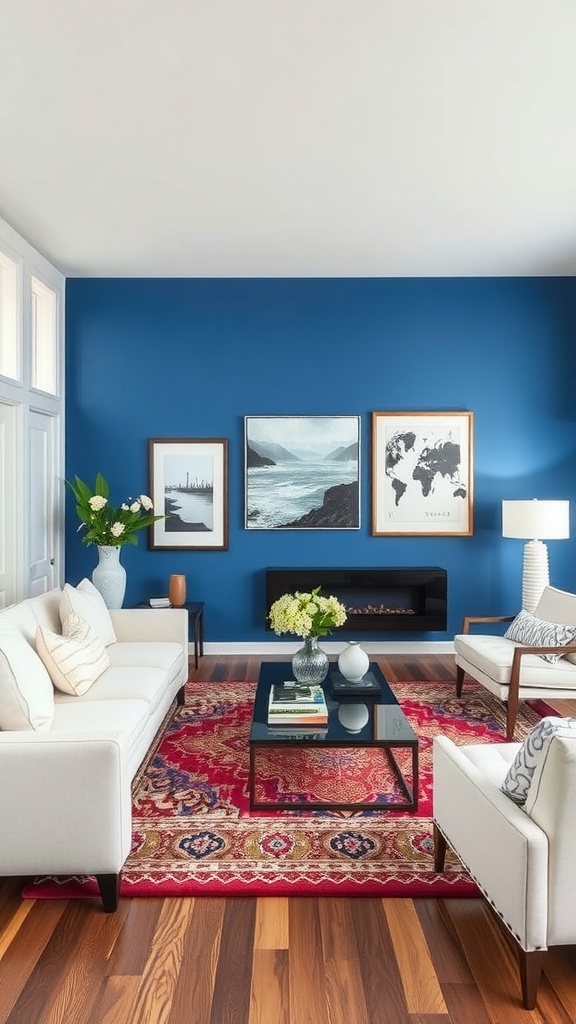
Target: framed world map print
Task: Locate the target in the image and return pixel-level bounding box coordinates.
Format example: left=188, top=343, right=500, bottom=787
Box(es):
left=371, top=411, right=473, bottom=536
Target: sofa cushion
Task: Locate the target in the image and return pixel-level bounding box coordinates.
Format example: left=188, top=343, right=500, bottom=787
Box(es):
left=107, top=640, right=184, bottom=674
left=36, top=614, right=110, bottom=696
left=454, top=633, right=576, bottom=689
left=53, top=666, right=173, bottom=717
left=59, top=578, right=116, bottom=647
left=501, top=715, right=576, bottom=805
left=0, top=625, right=54, bottom=730
left=504, top=609, right=576, bottom=663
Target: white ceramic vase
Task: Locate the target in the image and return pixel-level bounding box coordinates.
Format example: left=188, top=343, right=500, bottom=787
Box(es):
left=337, top=640, right=369, bottom=682
left=92, top=545, right=127, bottom=609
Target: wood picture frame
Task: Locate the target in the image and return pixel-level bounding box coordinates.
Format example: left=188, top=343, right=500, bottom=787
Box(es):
left=245, top=415, right=361, bottom=530
left=148, top=437, right=229, bottom=550
left=372, top=411, right=473, bottom=536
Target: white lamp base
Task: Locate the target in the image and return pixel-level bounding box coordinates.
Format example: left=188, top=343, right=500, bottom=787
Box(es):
left=521, top=539, right=550, bottom=615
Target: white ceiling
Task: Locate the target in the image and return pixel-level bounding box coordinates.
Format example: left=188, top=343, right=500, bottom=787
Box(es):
left=2, top=1, right=576, bottom=278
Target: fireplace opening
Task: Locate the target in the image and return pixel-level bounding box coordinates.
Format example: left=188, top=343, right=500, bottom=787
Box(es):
left=265, top=567, right=447, bottom=633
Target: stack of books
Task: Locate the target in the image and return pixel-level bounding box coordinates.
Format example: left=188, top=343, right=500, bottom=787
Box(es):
left=149, top=597, right=171, bottom=608
left=267, top=682, right=329, bottom=727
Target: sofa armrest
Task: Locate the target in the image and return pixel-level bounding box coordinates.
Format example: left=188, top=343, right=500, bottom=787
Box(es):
left=433, top=735, right=549, bottom=949
left=0, top=731, right=132, bottom=876
left=461, top=614, right=515, bottom=633
left=109, top=607, right=188, bottom=648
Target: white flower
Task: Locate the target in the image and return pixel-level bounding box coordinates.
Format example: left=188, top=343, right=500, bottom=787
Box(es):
left=121, top=503, right=129, bottom=511
left=129, top=501, right=141, bottom=514
left=111, top=522, right=126, bottom=537
left=139, top=494, right=153, bottom=511
left=89, top=495, right=107, bottom=512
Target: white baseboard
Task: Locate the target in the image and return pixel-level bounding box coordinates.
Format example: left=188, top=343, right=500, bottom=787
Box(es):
left=193, top=640, right=456, bottom=655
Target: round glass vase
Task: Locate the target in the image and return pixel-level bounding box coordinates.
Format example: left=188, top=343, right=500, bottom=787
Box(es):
left=292, top=636, right=329, bottom=685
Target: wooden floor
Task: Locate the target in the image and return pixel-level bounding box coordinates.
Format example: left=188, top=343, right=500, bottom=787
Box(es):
left=1, top=653, right=576, bottom=1024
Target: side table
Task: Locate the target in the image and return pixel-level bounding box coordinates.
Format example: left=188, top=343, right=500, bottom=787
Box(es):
left=137, top=601, right=205, bottom=668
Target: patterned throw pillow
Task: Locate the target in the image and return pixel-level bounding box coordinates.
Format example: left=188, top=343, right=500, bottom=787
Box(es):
left=504, top=608, right=576, bottom=663
left=501, top=715, right=576, bottom=805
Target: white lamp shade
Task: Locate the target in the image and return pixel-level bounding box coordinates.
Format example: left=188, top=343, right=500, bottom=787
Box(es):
left=502, top=499, right=570, bottom=540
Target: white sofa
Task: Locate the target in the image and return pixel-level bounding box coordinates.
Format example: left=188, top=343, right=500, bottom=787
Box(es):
left=0, top=581, right=188, bottom=911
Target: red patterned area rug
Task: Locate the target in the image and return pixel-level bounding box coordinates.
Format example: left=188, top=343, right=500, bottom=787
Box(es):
left=22, top=679, right=548, bottom=902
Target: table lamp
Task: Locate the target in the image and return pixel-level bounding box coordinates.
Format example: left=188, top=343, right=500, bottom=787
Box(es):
left=502, top=499, right=570, bottom=614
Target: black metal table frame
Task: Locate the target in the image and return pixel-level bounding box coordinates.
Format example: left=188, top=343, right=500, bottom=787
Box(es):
left=249, top=663, right=418, bottom=813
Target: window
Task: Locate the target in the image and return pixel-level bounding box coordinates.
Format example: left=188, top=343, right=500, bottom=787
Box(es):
left=0, top=250, right=19, bottom=381
left=31, top=275, right=58, bottom=395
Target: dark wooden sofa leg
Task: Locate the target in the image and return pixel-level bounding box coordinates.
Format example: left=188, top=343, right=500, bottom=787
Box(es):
left=456, top=665, right=465, bottom=697
left=433, top=824, right=447, bottom=871
left=96, top=872, right=121, bottom=913
left=176, top=684, right=186, bottom=706
left=518, top=947, right=546, bottom=1010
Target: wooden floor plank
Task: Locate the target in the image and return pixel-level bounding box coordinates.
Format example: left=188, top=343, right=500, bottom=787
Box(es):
left=167, top=897, right=225, bottom=1024
left=0, top=900, right=68, bottom=1023
left=323, top=956, right=370, bottom=1024
left=254, top=896, right=289, bottom=950
left=106, top=897, right=163, bottom=976
left=249, top=948, right=289, bottom=1024
left=125, top=897, right=194, bottom=1024
left=209, top=897, right=257, bottom=1024
left=415, top=899, right=477, bottom=986
left=288, top=899, right=330, bottom=1024
left=383, top=898, right=447, bottom=1015
left=350, top=896, right=409, bottom=1024
left=445, top=900, right=541, bottom=1023
left=87, top=976, right=141, bottom=1024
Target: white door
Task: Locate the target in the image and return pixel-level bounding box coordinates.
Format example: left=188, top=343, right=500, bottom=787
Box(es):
left=28, top=409, right=59, bottom=596
left=0, top=402, right=18, bottom=607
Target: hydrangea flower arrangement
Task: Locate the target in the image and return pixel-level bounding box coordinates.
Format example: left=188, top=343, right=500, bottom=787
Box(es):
left=67, top=473, right=165, bottom=547
left=269, top=586, right=347, bottom=638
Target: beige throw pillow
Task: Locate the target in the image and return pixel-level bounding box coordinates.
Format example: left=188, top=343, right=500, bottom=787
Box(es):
left=36, top=613, right=110, bottom=695
left=0, top=625, right=55, bottom=730
left=59, top=578, right=117, bottom=647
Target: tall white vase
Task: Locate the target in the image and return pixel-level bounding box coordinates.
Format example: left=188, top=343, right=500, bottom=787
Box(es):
left=337, top=641, right=369, bottom=682
left=92, top=545, right=127, bottom=609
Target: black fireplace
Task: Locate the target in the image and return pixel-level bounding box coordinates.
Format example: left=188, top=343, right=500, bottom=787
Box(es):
left=265, top=567, right=447, bottom=633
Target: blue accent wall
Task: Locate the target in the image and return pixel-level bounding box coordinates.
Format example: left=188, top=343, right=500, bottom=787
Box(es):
left=65, top=277, right=576, bottom=641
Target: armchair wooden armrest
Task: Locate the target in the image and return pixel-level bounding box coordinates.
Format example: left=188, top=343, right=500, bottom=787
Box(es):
left=461, top=614, right=515, bottom=634
left=505, top=643, right=576, bottom=740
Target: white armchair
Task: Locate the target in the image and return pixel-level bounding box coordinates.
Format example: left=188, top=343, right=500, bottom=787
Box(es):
left=433, top=730, right=576, bottom=1009
left=454, top=585, right=576, bottom=740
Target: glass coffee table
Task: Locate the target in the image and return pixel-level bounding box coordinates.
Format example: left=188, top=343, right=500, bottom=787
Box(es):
left=249, top=661, right=418, bottom=812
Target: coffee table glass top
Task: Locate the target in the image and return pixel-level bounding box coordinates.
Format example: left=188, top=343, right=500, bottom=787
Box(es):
left=250, top=661, right=416, bottom=745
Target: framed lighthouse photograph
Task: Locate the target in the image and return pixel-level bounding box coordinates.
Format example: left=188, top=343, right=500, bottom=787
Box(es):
left=148, top=437, right=229, bottom=550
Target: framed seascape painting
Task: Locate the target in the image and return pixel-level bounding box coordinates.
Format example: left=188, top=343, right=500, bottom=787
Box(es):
left=371, top=411, right=473, bottom=536
left=148, top=438, right=229, bottom=550
left=245, top=415, right=361, bottom=530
